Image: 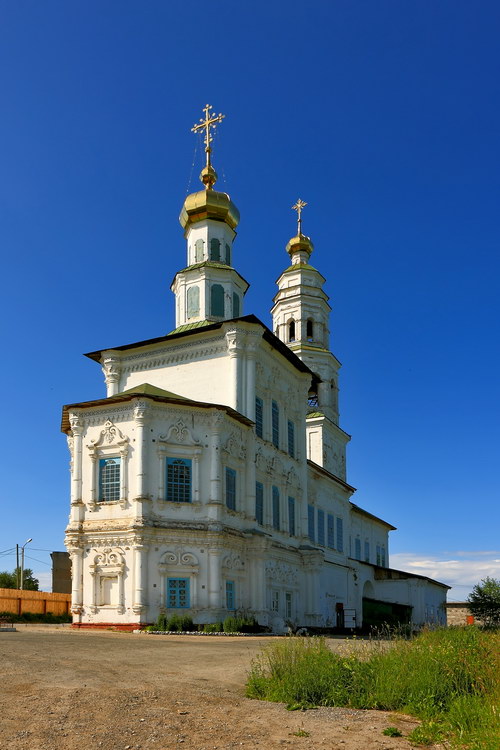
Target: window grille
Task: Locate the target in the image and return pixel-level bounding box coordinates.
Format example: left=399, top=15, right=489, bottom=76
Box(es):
left=166, top=458, right=192, bottom=503
left=167, top=578, right=190, bottom=608
left=255, top=482, right=264, bottom=525
left=225, top=467, right=236, bottom=510
left=99, top=457, right=121, bottom=502
left=285, top=592, right=292, bottom=620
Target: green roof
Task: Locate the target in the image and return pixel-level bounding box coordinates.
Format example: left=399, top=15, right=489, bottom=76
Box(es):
left=117, top=383, right=191, bottom=401
left=306, top=411, right=325, bottom=418
left=168, top=320, right=212, bottom=334
left=281, top=263, right=318, bottom=273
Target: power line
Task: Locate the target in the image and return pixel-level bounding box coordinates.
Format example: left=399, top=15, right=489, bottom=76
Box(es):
left=24, top=555, right=51, bottom=567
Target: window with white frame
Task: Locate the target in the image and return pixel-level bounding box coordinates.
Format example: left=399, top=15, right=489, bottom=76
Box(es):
left=99, top=457, right=121, bottom=502
left=285, top=592, right=292, bottom=620
left=166, top=458, right=192, bottom=502
left=225, top=467, right=236, bottom=510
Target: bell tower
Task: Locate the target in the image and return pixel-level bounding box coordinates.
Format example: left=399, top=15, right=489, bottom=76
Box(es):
left=271, top=200, right=350, bottom=479
left=172, top=105, right=249, bottom=330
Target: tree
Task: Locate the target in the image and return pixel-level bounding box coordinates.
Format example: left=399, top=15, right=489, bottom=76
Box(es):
left=467, top=577, right=500, bottom=628
left=0, top=568, right=39, bottom=591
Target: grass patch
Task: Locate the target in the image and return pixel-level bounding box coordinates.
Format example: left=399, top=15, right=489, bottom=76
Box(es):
left=246, top=627, right=500, bottom=749
left=0, top=611, right=72, bottom=623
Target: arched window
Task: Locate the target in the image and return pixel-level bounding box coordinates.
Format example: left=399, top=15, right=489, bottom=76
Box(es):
left=307, top=387, right=318, bottom=408
left=232, top=292, right=240, bottom=318
left=194, top=239, right=204, bottom=263
left=288, top=319, right=296, bottom=342
left=210, top=238, right=221, bottom=261
left=225, top=243, right=231, bottom=265
left=186, top=286, right=199, bottom=319
left=210, top=284, right=225, bottom=317
left=306, top=319, right=314, bottom=341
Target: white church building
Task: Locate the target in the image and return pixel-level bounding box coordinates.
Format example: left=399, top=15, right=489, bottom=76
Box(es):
left=63, top=106, right=448, bottom=631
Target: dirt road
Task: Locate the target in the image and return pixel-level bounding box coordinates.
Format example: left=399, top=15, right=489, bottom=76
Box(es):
left=0, top=626, right=440, bottom=750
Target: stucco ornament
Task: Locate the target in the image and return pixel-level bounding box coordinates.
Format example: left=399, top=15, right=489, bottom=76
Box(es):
left=223, top=430, right=246, bottom=459
left=222, top=553, right=245, bottom=570
left=160, top=418, right=200, bottom=446
left=87, top=420, right=129, bottom=452
left=265, top=561, right=298, bottom=585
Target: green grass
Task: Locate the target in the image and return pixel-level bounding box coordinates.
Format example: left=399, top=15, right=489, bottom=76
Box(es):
left=246, top=627, right=500, bottom=749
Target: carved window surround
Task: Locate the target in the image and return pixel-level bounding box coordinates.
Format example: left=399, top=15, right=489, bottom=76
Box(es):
left=87, top=420, right=129, bottom=511
left=158, top=549, right=200, bottom=611
left=157, top=419, right=202, bottom=504
left=88, top=548, right=126, bottom=615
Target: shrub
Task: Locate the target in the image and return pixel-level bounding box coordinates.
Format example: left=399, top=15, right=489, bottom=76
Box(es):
left=203, top=622, right=223, bottom=633
left=223, top=615, right=260, bottom=633
left=153, top=613, right=194, bottom=632
left=0, top=611, right=71, bottom=624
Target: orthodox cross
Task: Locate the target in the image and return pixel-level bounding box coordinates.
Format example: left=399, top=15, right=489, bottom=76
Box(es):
left=191, top=104, right=225, bottom=169
left=292, top=198, right=307, bottom=235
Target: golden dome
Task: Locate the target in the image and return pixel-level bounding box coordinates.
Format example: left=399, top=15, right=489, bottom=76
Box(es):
left=285, top=233, right=314, bottom=258
left=179, top=168, right=240, bottom=233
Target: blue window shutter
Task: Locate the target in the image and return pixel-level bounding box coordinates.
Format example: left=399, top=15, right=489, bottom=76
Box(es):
left=272, top=486, right=280, bottom=530
left=166, top=458, right=192, bottom=502
left=255, top=482, right=264, bottom=525
left=195, top=238, right=204, bottom=262
left=232, top=292, right=240, bottom=318
left=308, top=505, right=315, bottom=542
left=210, top=284, right=224, bottom=316
left=99, top=457, right=121, bottom=502
left=226, top=581, right=235, bottom=610
left=167, top=578, right=190, bottom=608
left=225, top=242, right=231, bottom=265
left=225, top=467, right=236, bottom=510
left=336, top=517, right=343, bottom=552
left=255, top=397, right=263, bottom=438
left=210, top=237, right=221, bottom=261
left=187, top=286, right=200, bottom=318
left=272, top=401, right=279, bottom=448
left=317, top=509, right=325, bottom=546
left=381, top=546, right=386, bottom=567
left=287, top=420, right=295, bottom=458
left=327, top=514, right=335, bottom=548
left=364, top=541, right=370, bottom=562
left=288, top=496, right=295, bottom=536
left=355, top=537, right=361, bottom=560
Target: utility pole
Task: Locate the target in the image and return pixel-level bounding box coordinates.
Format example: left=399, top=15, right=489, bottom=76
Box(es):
left=16, top=544, right=19, bottom=588
left=20, top=538, right=32, bottom=590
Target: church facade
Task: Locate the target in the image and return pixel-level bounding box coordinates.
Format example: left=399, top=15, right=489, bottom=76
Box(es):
left=63, top=107, right=448, bottom=631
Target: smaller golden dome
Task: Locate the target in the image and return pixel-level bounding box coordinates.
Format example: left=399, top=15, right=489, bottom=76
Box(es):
left=286, top=233, right=314, bottom=258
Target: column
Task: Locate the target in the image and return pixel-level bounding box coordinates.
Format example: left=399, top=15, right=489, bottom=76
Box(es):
left=208, top=412, right=224, bottom=515
left=69, top=415, right=83, bottom=508
left=133, top=402, right=148, bottom=505
left=208, top=547, right=222, bottom=609
left=133, top=543, right=147, bottom=615
left=102, top=355, right=121, bottom=396
left=245, top=337, right=258, bottom=420
left=69, top=546, right=83, bottom=613
left=225, top=329, right=241, bottom=411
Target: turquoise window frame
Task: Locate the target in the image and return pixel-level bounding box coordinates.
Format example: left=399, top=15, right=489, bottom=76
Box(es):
left=255, top=481, right=264, bottom=525
left=355, top=537, right=361, bottom=560
left=167, top=577, right=190, bottom=608
left=226, top=580, right=235, bottom=610
left=364, top=541, right=370, bottom=563
left=166, top=457, right=192, bottom=503
left=225, top=467, right=236, bottom=511
left=99, top=457, right=121, bottom=502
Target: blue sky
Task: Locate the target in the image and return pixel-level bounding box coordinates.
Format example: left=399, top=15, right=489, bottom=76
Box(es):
left=1, top=1, right=498, bottom=600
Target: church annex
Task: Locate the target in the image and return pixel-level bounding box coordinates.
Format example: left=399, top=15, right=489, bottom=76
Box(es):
left=63, top=106, right=448, bottom=631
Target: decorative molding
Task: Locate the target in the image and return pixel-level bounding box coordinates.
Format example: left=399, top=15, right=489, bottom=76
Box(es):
left=87, top=420, right=129, bottom=453
left=222, top=553, right=245, bottom=571
left=159, top=418, right=200, bottom=446
left=222, top=430, right=246, bottom=460
left=265, top=560, right=299, bottom=586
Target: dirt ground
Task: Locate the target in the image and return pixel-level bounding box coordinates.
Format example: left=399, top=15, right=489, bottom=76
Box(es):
left=0, top=626, right=443, bottom=750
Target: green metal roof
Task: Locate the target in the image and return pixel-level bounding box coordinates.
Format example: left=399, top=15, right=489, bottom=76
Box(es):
left=168, top=320, right=212, bottom=335
left=117, top=383, right=191, bottom=400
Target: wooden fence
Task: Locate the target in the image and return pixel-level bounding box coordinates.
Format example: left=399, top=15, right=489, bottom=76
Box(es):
left=0, top=588, right=71, bottom=616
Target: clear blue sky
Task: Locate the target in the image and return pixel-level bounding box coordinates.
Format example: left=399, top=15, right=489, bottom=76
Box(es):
left=1, top=1, right=498, bottom=599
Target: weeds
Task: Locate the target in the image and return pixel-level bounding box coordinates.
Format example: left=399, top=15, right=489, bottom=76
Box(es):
left=246, top=627, right=500, bottom=749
